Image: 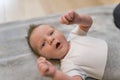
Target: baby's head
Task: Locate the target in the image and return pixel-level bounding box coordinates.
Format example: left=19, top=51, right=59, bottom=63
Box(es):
left=27, top=24, right=70, bottom=60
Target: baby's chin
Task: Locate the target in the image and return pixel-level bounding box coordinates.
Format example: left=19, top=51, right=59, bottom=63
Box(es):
left=60, top=42, right=70, bottom=59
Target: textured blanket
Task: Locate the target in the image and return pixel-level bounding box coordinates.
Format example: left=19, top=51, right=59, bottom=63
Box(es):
left=0, top=4, right=120, bottom=80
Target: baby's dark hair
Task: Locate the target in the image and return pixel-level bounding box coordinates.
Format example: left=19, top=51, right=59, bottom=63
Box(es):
left=26, top=24, right=41, bottom=57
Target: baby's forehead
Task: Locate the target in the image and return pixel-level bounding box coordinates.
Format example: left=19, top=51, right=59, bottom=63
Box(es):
left=34, top=24, right=56, bottom=34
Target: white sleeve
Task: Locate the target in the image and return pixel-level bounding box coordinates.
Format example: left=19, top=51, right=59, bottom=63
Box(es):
left=61, top=60, right=87, bottom=80
left=71, top=25, right=87, bottom=36
left=67, top=26, right=87, bottom=41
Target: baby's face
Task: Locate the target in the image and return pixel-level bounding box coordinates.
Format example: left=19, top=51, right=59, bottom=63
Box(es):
left=30, top=25, right=70, bottom=59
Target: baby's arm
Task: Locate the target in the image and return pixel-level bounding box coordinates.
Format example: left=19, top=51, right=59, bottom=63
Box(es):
left=37, top=57, right=83, bottom=80
left=59, top=10, right=93, bottom=32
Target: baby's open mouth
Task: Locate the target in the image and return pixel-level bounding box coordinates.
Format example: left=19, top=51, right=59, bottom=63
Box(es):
left=56, top=42, right=60, bottom=49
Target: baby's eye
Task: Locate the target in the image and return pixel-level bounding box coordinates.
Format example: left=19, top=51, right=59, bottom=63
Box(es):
left=41, top=42, right=46, bottom=48
left=50, top=31, right=54, bottom=35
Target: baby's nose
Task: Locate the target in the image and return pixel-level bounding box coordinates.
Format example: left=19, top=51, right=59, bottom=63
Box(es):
left=46, top=37, right=54, bottom=45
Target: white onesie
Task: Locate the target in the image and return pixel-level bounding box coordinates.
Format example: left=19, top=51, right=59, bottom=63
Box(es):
left=61, top=26, right=108, bottom=80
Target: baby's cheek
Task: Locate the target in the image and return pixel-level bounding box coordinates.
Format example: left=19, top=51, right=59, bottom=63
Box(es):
left=44, top=46, right=54, bottom=54
left=42, top=48, right=55, bottom=58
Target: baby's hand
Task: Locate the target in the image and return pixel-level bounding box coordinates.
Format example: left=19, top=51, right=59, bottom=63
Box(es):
left=59, top=10, right=81, bottom=25
left=37, top=57, right=57, bottom=77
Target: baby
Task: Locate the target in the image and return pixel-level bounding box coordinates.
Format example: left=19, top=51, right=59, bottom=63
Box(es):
left=27, top=11, right=108, bottom=80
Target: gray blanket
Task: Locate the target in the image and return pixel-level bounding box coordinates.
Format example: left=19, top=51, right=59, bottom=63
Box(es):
left=0, top=4, right=120, bottom=80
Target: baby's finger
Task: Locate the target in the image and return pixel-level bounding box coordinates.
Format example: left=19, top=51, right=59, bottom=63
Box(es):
left=37, top=57, right=46, bottom=63
left=65, top=11, right=73, bottom=21
left=59, top=16, right=69, bottom=24
left=38, top=63, right=49, bottom=76
left=46, top=60, right=53, bottom=66
left=68, top=10, right=75, bottom=20
left=64, top=14, right=73, bottom=23
left=37, top=57, right=48, bottom=69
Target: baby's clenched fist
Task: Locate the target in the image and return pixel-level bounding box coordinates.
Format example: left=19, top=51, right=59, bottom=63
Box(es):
left=59, top=10, right=81, bottom=25
left=37, top=57, right=57, bottom=77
